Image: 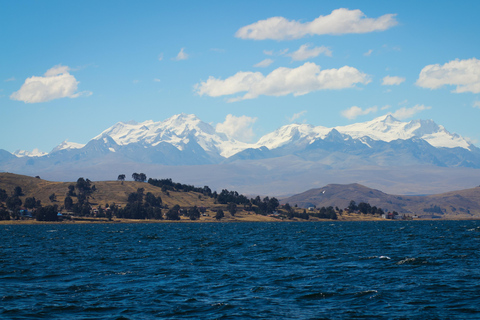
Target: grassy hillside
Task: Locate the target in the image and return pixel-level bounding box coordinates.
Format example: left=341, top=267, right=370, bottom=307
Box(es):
left=0, top=172, right=318, bottom=222
left=282, top=183, right=480, bottom=219
left=0, top=172, right=216, bottom=209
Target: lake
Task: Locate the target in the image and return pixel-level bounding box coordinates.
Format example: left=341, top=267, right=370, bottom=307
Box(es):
left=1, top=221, right=480, bottom=319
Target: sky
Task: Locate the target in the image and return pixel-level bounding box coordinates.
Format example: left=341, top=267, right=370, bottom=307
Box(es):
left=1, top=0, right=480, bottom=154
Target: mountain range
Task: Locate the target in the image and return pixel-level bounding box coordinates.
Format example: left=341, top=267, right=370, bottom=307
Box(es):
left=2, top=113, right=480, bottom=196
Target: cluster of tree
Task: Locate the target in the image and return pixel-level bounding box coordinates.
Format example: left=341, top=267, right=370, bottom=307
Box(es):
left=312, top=206, right=338, bottom=220
left=36, top=205, right=59, bottom=222
left=116, top=188, right=163, bottom=220
left=287, top=210, right=310, bottom=220
left=132, top=173, right=147, bottom=182
left=252, top=196, right=280, bottom=215
left=216, top=189, right=249, bottom=205
left=0, top=187, right=25, bottom=220
left=68, top=178, right=96, bottom=216
left=348, top=201, right=385, bottom=215
left=147, top=178, right=212, bottom=196
left=0, top=207, right=10, bottom=220
left=24, top=197, right=42, bottom=209
left=165, top=204, right=180, bottom=220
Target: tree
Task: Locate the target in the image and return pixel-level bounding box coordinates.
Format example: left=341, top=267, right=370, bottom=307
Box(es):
left=348, top=200, right=358, bottom=212
left=118, top=174, right=126, bottom=184
left=64, top=196, right=73, bottom=211
left=67, top=184, right=76, bottom=196
left=14, top=186, right=23, bottom=197
left=0, top=188, right=7, bottom=202
left=165, top=205, right=181, bottom=220
left=227, top=203, right=237, bottom=216
left=24, top=197, right=37, bottom=209
left=131, top=173, right=146, bottom=182
left=49, top=193, right=56, bottom=202
left=0, top=208, right=10, bottom=220
left=6, top=196, right=22, bottom=210
left=36, top=205, right=58, bottom=222
left=215, top=209, right=225, bottom=220
left=187, top=206, right=201, bottom=220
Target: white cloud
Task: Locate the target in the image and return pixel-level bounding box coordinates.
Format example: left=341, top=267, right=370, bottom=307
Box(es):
left=363, top=49, right=373, bottom=57
left=416, top=58, right=480, bottom=93
left=158, top=53, right=164, bottom=61
left=391, top=104, right=431, bottom=120
left=174, top=48, right=189, bottom=61
left=216, top=114, right=257, bottom=142
left=263, top=50, right=274, bottom=56
left=341, top=105, right=378, bottom=120
left=288, top=110, right=307, bottom=122
left=254, top=58, right=274, bottom=68
left=4, top=77, right=15, bottom=82
left=153, top=78, right=161, bottom=82
left=287, top=44, right=332, bottom=61
left=473, top=101, right=480, bottom=109
left=10, top=65, right=91, bottom=103
left=381, top=105, right=391, bottom=110
left=195, top=62, right=370, bottom=102
left=235, top=8, right=398, bottom=40
left=382, top=75, right=405, bottom=86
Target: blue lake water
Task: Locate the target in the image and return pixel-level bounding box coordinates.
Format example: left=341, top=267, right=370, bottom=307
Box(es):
left=1, top=221, right=480, bottom=319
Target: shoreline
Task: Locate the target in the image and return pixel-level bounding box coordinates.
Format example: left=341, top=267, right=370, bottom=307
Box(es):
left=1, top=217, right=477, bottom=225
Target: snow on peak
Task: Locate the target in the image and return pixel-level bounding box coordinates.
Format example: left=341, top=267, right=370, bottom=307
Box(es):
left=255, top=123, right=330, bottom=149
left=13, top=148, right=47, bottom=157
left=93, top=114, right=250, bottom=157
left=51, top=140, right=85, bottom=153
left=336, top=115, right=471, bottom=149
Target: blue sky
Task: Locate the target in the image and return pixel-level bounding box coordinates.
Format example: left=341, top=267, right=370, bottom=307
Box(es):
left=2, top=0, right=480, bottom=153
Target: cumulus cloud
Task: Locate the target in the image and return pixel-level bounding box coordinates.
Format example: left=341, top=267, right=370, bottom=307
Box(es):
left=195, top=62, right=370, bottom=102
left=287, top=44, right=332, bottom=61
left=288, top=110, right=307, bottom=122
left=341, top=106, right=378, bottom=120
left=254, top=58, right=274, bottom=68
left=382, top=75, right=405, bottom=86
left=416, top=58, right=480, bottom=93
left=391, top=105, right=431, bottom=120
left=10, top=65, right=91, bottom=103
left=235, top=8, right=398, bottom=40
left=174, top=48, right=189, bottom=61
left=473, top=101, right=480, bottom=109
left=216, top=114, right=258, bottom=142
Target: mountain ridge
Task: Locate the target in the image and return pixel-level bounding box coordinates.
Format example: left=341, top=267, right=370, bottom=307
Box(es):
left=2, top=113, right=480, bottom=196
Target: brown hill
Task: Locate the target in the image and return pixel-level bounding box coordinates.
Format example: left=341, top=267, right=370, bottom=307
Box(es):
left=282, top=183, right=480, bottom=219
left=0, top=172, right=215, bottom=209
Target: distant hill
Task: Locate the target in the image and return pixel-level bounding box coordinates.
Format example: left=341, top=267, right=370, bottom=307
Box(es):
left=282, top=183, right=480, bottom=219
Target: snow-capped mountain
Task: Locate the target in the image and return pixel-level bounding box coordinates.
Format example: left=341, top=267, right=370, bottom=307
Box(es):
left=1, top=113, right=480, bottom=196
left=93, top=113, right=251, bottom=158
left=253, top=114, right=473, bottom=152
left=13, top=148, right=48, bottom=158
left=337, top=115, right=471, bottom=150
left=50, top=140, right=85, bottom=153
